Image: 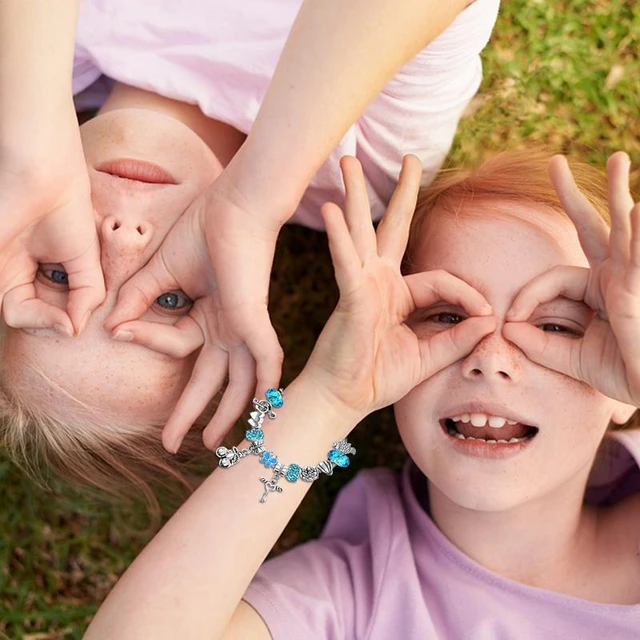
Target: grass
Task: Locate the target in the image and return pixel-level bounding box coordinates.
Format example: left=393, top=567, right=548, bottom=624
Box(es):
left=2, top=1, right=639, bottom=636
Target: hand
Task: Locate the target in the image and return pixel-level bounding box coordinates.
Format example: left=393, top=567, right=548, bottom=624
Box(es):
left=302, top=155, right=496, bottom=419
left=0, top=116, right=105, bottom=334
left=504, top=152, right=640, bottom=406
left=104, top=176, right=284, bottom=453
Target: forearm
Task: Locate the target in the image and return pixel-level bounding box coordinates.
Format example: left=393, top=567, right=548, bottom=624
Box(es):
left=0, top=0, right=79, bottom=160
left=224, top=0, right=467, bottom=221
left=85, top=376, right=361, bottom=640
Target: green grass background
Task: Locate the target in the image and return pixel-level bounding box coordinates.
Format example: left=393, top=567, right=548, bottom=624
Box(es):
left=2, top=1, right=639, bottom=637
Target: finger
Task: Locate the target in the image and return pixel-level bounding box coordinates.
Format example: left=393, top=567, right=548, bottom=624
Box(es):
left=629, top=204, right=640, bottom=289
left=548, top=155, right=610, bottom=264
left=376, top=155, right=422, bottom=264
left=404, top=270, right=493, bottom=317
left=607, top=151, right=634, bottom=265
left=104, top=253, right=177, bottom=331
left=202, top=346, right=256, bottom=449
left=112, top=316, right=204, bottom=358
left=507, top=265, right=589, bottom=321
left=503, top=322, right=579, bottom=380
left=322, top=202, right=363, bottom=295
left=419, top=315, right=497, bottom=379
left=2, top=285, right=73, bottom=335
left=340, top=156, right=377, bottom=261
left=162, top=346, right=229, bottom=453
left=61, top=233, right=106, bottom=334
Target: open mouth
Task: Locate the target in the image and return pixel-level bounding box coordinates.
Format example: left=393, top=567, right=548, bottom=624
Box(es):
left=440, top=413, right=539, bottom=444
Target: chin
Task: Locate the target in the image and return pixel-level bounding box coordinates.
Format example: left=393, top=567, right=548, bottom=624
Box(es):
left=425, top=469, right=536, bottom=513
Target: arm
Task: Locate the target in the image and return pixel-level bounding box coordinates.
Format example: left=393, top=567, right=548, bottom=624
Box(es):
left=105, top=0, right=471, bottom=449
left=223, top=0, right=470, bottom=219
left=0, top=0, right=79, bottom=166
left=0, top=0, right=105, bottom=333
left=86, top=157, right=495, bottom=639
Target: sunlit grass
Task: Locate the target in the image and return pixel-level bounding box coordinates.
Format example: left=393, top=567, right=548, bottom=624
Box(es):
left=2, top=1, right=638, bottom=636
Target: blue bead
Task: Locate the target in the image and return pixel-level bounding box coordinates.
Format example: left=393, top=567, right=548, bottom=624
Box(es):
left=260, top=452, right=278, bottom=468
left=328, top=449, right=350, bottom=468
left=286, top=464, right=301, bottom=482
left=246, top=429, right=264, bottom=442
left=265, top=388, right=284, bottom=408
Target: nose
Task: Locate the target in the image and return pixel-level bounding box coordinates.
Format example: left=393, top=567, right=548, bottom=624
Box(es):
left=460, top=329, right=522, bottom=382
left=100, top=216, right=155, bottom=287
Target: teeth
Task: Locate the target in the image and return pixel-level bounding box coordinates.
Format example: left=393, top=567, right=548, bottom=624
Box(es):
left=470, top=414, right=487, bottom=427
left=450, top=413, right=522, bottom=429
left=446, top=423, right=532, bottom=444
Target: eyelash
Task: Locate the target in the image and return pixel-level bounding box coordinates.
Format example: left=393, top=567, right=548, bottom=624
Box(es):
left=536, top=322, right=583, bottom=337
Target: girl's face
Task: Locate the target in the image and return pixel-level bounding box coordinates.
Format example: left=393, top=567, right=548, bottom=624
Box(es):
left=395, top=202, right=634, bottom=512
left=2, top=109, right=221, bottom=426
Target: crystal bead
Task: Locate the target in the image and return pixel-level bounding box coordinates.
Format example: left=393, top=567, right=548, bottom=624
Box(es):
left=245, top=429, right=264, bottom=442
left=328, top=449, right=350, bottom=468
left=285, top=464, right=301, bottom=482
left=265, top=388, right=284, bottom=408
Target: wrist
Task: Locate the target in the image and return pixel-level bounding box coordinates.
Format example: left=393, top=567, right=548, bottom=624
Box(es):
left=220, top=144, right=304, bottom=228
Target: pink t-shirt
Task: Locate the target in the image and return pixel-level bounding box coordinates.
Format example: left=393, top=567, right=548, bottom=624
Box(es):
left=72, top=0, right=500, bottom=229
left=244, top=429, right=640, bottom=639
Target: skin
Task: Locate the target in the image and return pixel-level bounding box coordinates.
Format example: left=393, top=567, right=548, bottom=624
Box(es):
left=395, top=202, right=639, bottom=601
left=1, top=85, right=245, bottom=427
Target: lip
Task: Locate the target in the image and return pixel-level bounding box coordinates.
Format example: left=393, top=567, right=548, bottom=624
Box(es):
left=95, top=158, right=178, bottom=185
left=438, top=402, right=537, bottom=460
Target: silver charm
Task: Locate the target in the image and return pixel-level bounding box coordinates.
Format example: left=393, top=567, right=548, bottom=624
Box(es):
left=216, top=446, right=243, bottom=468
left=334, top=439, right=356, bottom=456
left=300, top=466, right=320, bottom=482
left=247, top=410, right=264, bottom=429
left=259, top=475, right=283, bottom=503
left=317, top=460, right=334, bottom=476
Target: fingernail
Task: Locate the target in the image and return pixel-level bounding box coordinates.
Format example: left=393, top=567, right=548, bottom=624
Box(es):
left=171, top=436, right=184, bottom=454
left=112, top=330, right=134, bottom=342
left=55, top=324, right=73, bottom=337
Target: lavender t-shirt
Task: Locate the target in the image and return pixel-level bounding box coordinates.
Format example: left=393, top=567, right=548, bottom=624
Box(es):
left=72, top=0, right=499, bottom=229
left=244, top=430, right=640, bottom=639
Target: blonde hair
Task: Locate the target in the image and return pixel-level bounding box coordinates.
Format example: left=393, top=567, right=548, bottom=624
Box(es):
left=405, top=148, right=635, bottom=431
left=0, top=325, right=214, bottom=519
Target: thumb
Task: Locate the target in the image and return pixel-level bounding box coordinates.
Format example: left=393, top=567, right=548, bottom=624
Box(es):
left=64, top=241, right=106, bottom=334
left=112, top=317, right=204, bottom=358
left=503, top=322, right=579, bottom=379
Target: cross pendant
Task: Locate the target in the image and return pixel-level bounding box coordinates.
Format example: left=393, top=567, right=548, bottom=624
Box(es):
left=259, top=476, right=283, bottom=503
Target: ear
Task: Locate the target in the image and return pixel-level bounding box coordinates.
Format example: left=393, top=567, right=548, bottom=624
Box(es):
left=611, top=400, right=637, bottom=426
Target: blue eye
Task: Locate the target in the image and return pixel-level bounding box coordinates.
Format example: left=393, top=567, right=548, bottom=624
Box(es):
left=38, top=264, right=69, bottom=286
left=155, top=291, right=192, bottom=311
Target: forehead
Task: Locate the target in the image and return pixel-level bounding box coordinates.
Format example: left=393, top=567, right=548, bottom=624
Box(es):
left=3, top=328, right=195, bottom=425
left=409, top=201, right=589, bottom=299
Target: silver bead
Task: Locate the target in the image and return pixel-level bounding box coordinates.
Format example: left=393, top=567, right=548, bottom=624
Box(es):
left=300, top=466, right=320, bottom=482
left=317, top=460, right=334, bottom=476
